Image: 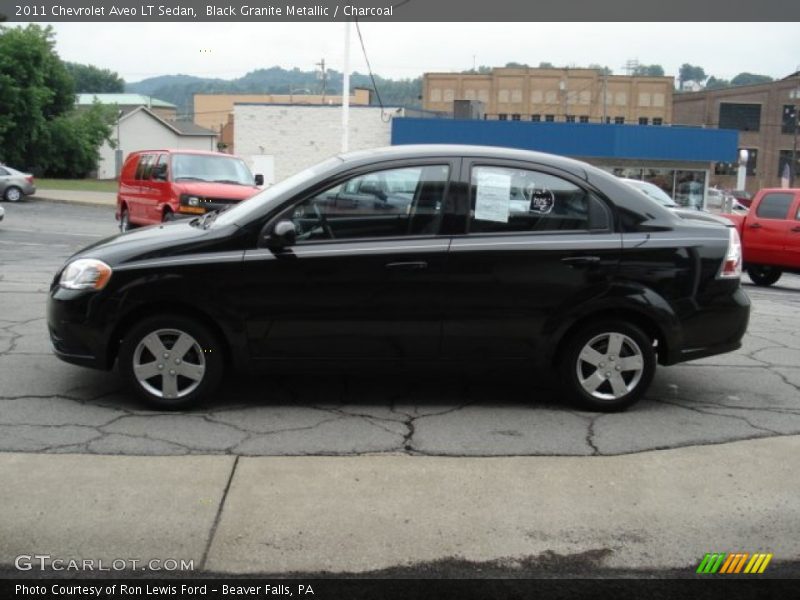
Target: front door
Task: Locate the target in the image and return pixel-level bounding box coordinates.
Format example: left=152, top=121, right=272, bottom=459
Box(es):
left=239, top=160, right=457, bottom=361
left=745, top=191, right=795, bottom=266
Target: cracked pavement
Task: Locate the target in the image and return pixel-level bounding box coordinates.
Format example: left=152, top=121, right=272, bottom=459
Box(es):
left=2, top=200, right=800, bottom=457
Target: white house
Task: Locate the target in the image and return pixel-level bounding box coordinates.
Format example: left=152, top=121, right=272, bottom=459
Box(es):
left=97, top=107, right=217, bottom=180
left=233, top=104, right=404, bottom=184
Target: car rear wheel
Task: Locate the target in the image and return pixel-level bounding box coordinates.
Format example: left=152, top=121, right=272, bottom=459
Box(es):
left=559, top=320, right=655, bottom=412
left=747, top=265, right=781, bottom=287
left=119, top=315, right=223, bottom=410
left=119, top=207, right=135, bottom=232
left=3, top=186, right=22, bottom=202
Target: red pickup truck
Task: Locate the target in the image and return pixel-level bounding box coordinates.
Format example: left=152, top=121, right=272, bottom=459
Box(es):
left=723, top=188, right=800, bottom=286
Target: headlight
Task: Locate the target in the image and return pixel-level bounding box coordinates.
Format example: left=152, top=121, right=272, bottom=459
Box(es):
left=59, top=259, right=112, bottom=290
left=187, top=196, right=200, bottom=207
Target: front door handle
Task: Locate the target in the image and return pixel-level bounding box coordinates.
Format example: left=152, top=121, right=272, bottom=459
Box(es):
left=385, top=261, right=428, bottom=271
left=748, top=222, right=762, bottom=229
left=791, top=226, right=800, bottom=233
left=561, top=256, right=601, bottom=266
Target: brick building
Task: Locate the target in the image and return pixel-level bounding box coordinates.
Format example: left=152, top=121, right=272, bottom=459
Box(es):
left=673, top=73, right=800, bottom=191
left=423, top=67, right=674, bottom=125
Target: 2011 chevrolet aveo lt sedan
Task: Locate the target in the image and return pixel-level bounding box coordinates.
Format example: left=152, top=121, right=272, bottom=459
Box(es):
left=48, top=145, right=750, bottom=412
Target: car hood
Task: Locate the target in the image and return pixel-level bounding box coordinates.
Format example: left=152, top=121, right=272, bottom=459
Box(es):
left=175, top=181, right=259, bottom=200
left=65, top=220, right=241, bottom=268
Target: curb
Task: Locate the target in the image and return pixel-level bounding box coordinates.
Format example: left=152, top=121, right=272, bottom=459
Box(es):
left=29, top=194, right=116, bottom=208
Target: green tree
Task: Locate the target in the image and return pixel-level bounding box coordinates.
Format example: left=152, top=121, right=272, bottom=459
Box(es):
left=0, top=24, right=115, bottom=175
left=633, top=64, right=665, bottom=77
left=588, top=64, right=613, bottom=75
left=705, top=76, right=730, bottom=89
left=538, top=62, right=555, bottom=68
left=678, top=63, right=707, bottom=90
left=0, top=24, right=74, bottom=168
left=505, top=62, right=529, bottom=68
left=65, top=62, right=125, bottom=93
left=730, top=72, right=774, bottom=87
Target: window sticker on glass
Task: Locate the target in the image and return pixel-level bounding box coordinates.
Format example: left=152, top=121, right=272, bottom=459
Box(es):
left=474, top=169, right=511, bottom=223
left=527, top=186, right=555, bottom=214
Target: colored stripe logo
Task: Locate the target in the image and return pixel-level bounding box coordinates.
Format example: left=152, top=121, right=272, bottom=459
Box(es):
left=696, top=552, right=772, bottom=574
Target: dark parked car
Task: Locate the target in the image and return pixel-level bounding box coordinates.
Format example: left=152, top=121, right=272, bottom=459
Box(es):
left=48, top=145, right=750, bottom=411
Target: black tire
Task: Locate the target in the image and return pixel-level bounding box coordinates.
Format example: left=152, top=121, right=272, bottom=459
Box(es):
left=118, top=314, right=224, bottom=410
left=747, top=265, right=781, bottom=287
left=119, top=207, right=135, bottom=232
left=162, top=209, right=175, bottom=222
left=558, top=320, right=656, bottom=412
left=3, top=186, right=23, bottom=202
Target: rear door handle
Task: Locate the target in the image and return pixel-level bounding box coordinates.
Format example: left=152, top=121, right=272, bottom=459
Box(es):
left=385, top=261, right=428, bottom=271
left=561, top=256, right=601, bottom=266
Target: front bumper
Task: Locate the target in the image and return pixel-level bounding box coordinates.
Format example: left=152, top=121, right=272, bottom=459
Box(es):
left=47, top=287, right=111, bottom=370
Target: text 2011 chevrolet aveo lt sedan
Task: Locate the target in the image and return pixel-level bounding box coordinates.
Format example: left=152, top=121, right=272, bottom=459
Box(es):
left=48, top=146, right=750, bottom=411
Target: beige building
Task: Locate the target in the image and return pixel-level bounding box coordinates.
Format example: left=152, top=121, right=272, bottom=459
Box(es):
left=673, top=73, right=800, bottom=192
left=423, top=67, right=674, bottom=125
left=193, top=88, right=372, bottom=133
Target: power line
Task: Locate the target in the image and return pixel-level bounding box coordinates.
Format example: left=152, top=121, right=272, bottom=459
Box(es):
left=353, top=17, right=389, bottom=121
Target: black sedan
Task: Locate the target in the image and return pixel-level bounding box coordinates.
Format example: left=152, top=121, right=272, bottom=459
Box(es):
left=48, top=145, right=750, bottom=411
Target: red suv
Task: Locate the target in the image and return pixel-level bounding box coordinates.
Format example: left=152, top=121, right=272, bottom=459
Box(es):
left=116, top=149, right=263, bottom=231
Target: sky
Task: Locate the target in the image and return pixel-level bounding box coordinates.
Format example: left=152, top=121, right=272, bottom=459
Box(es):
left=32, top=22, right=800, bottom=84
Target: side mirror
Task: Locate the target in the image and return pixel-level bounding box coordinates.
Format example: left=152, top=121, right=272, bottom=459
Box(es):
left=263, top=219, right=296, bottom=250
left=254, top=173, right=264, bottom=186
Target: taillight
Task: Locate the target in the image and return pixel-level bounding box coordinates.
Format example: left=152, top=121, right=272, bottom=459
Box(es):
left=719, top=227, right=742, bottom=279
left=25, top=176, right=34, bottom=183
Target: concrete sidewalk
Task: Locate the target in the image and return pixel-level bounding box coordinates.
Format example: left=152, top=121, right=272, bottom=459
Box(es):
left=32, top=189, right=116, bottom=207
left=1, top=436, right=799, bottom=576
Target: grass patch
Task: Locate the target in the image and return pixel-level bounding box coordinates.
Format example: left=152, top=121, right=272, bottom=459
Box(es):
left=36, top=178, right=117, bottom=193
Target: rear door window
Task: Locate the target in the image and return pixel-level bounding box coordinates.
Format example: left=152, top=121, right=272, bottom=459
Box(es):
left=468, top=165, right=609, bottom=233
left=755, top=193, right=794, bottom=220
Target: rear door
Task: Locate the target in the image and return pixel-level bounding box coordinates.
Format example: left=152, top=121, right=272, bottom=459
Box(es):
left=442, top=160, right=620, bottom=361
left=745, top=191, right=795, bottom=266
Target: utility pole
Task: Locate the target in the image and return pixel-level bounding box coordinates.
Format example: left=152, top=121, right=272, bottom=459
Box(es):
left=791, top=87, right=800, bottom=187
left=316, top=58, right=327, bottom=100
left=342, top=22, right=351, bottom=153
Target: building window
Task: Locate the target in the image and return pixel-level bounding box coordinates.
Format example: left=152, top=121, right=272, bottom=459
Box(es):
left=782, top=104, right=798, bottom=134
left=511, top=90, right=523, bottom=103
left=545, top=90, right=558, bottom=104
left=579, top=91, right=591, bottom=105
left=512, top=114, right=521, bottom=121
left=545, top=114, right=555, bottom=122
left=653, top=118, right=663, bottom=126
left=778, top=150, right=800, bottom=177
left=715, top=148, right=758, bottom=176
left=653, top=93, right=665, bottom=107
left=464, top=89, right=477, bottom=101
left=614, top=117, right=625, bottom=124
left=478, top=90, right=489, bottom=103
left=498, top=114, right=508, bottom=121
left=566, top=115, right=576, bottom=123
left=638, top=93, right=651, bottom=107
left=605, top=116, right=611, bottom=124
left=566, top=91, right=578, bottom=105
left=579, top=116, right=589, bottom=123
left=443, top=89, right=455, bottom=102
left=719, top=103, right=761, bottom=132
left=498, top=89, right=510, bottom=103
left=531, top=90, right=543, bottom=104
left=638, top=117, right=649, bottom=125
left=531, top=114, right=541, bottom=122
left=615, top=92, right=627, bottom=106
left=430, top=88, right=442, bottom=102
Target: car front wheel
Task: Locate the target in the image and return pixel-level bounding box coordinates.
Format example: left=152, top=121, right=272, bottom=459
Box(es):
left=119, top=315, right=223, bottom=409
left=119, top=208, right=134, bottom=232
left=559, top=321, right=655, bottom=412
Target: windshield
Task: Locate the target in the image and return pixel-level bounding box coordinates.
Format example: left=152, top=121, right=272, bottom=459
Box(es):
left=213, top=156, right=343, bottom=227
left=625, top=180, right=677, bottom=207
left=172, top=153, right=254, bottom=185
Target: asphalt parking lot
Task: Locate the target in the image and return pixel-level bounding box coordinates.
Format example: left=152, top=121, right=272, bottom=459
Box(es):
left=2, top=198, right=800, bottom=458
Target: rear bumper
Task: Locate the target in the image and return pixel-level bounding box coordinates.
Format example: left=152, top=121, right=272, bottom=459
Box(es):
left=665, top=286, right=751, bottom=365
